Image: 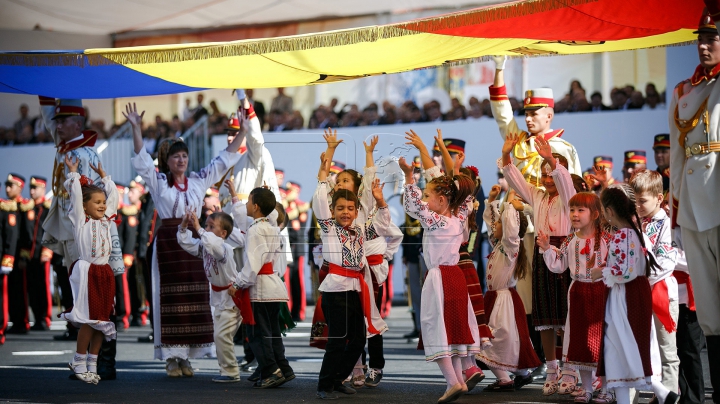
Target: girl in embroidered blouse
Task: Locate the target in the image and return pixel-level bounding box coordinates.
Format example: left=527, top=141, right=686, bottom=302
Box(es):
left=398, top=133, right=480, bottom=404
left=61, top=154, right=119, bottom=385
left=476, top=185, right=541, bottom=393
left=313, top=150, right=391, bottom=399
left=538, top=192, right=611, bottom=403
left=125, top=102, right=245, bottom=377
left=590, top=184, right=676, bottom=404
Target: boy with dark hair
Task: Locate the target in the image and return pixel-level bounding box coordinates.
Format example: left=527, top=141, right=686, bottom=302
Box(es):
left=228, top=186, right=294, bottom=388
left=177, top=209, right=244, bottom=383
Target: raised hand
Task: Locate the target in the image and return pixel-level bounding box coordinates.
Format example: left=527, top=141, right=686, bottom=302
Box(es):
left=502, top=133, right=520, bottom=156
left=510, top=198, right=525, bottom=212
left=371, top=178, right=386, bottom=206
left=398, top=157, right=413, bottom=176
left=434, top=128, right=444, bottom=149
left=180, top=211, right=191, bottom=229
left=89, top=161, right=106, bottom=179
left=404, top=129, right=427, bottom=151
left=589, top=164, right=609, bottom=187
left=536, top=230, right=550, bottom=250
left=488, top=184, right=501, bottom=201
left=122, top=102, right=145, bottom=128
left=323, top=129, right=342, bottom=149
left=492, top=55, right=507, bottom=70
left=64, top=153, right=79, bottom=173
left=363, top=135, right=379, bottom=154
left=224, top=178, right=237, bottom=198
left=534, top=136, right=553, bottom=161
left=454, top=152, right=466, bottom=169
left=189, top=211, right=201, bottom=231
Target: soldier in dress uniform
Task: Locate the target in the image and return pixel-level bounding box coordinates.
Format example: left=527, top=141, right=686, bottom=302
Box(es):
left=653, top=134, right=671, bottom=198
left=622, top=150, right=647, bottom=182
left=669, top=3, right=720, bottom=400
left=284, top=181, right=309, bottom=321
left=113, top=183, right=131, bottom=331
left=123, top=180, right=146, bottom=327
left=136, top=186, right=157, bottom=342
left=0, top=192, right=19, bottom=344
left=22, top=176, right=53, bottom=331
left=5, top=173, right=34, bottom=334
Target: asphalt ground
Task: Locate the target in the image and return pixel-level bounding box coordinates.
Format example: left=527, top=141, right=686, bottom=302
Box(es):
left=0, top=306, right=713, bottom=403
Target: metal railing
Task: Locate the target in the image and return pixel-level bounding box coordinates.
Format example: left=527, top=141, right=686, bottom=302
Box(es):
left=95, top=121, right=136, bottom=185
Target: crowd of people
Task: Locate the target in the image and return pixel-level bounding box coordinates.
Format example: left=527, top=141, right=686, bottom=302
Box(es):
left=0, top=78, right=666, bottom=150
left=2, top=4, right=720, bottom=404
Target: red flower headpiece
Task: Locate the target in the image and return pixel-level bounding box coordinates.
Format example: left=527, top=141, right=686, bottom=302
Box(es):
left=466, top=165, right=479, bottom=178
left=79, top=175, right=94, bottom=187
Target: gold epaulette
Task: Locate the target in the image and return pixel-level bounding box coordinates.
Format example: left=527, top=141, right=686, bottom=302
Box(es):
left=121, top=205, right=140, bottom=216
left=18, top=198, right=35, bottom=212
left=0, top=199, right=17, bottom=212
left=43, top=199, right=52, bottom=209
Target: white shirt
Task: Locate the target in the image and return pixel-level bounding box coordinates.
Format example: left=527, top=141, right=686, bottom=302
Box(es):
left=601, top=229, right=651, bottom=288
left=131, top=147, right=241, bottom=219
left=177, top=228, right=241, bottom=310
left=643, top=209, right=679, bottom=301
left=503, top=161, right=576, bottom=243
left=483, top=200, right=521, bottom=291
left=313, top=181, right=391, bottom=293
left=544, top=232, right=611, bottom=282
left=234, top=215, right=288, bottom=302
left=364, top=218, right=403, bottom=284
left=65, top=172, right=119, bottom=265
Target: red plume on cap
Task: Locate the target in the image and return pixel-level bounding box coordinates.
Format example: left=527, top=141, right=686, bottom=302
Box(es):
left=466, top=165, right=479, bottom=178
left=79, top=175, right=94, bottom=187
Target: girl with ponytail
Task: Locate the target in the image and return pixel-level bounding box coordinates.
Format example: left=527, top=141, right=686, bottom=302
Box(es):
left=591, top=184, right=675, bottom=404
left=538, top=192, right=611, bottom=402
left=476, top=185, right=541, bottom=392
left=399, top=129, right=482, bottom=403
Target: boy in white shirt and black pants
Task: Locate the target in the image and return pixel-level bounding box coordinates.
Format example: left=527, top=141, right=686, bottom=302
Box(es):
left=229, top=187, right=293, bottom=388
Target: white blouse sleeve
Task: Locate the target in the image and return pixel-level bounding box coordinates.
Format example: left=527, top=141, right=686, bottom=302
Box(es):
left=235, top=226, right=271, bottom=288
left=500, top=202, right=521, bottom=258
left=101, top=176, right=119, bottom=218
left=131, top=147, right=163, bottom=197
left=551, top=163, right=576, bottom=207
left=384, top=222, right=404, bottom=260
left=231, top=199, right=249, bottom=232
left=403, top=183, right=445, bottom=230
left=64, top=172, right=86, bottom=228
left=543, top=236, right=571, bottom=274
left=501, top=161, right=536, bottom=206
left=312, top=181, right=333, bottom=222
left=200, top=229, right=231, bottom=262
left=483, top=199, right=501, bottom=247
left=195, top=149, right=243, bottom=190
left=422, top=165, right=442, bottom=183
left=176, top=227, right=202, bottom=258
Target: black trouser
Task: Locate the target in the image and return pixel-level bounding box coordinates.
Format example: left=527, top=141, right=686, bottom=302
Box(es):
left=247, top=302, right=292, bottom=379
left=114, top=274, right=127, bottom=328
left=27, top=257, right=51, bottom=328
left=8, top=259, right=29, bottom=330
left=127, top=260, right=147, bottom=324
left=52, top=255, right=73, bottom=310
left=362, top=284, right=385, bottom=370
left=0, top=274, right=7, bottom=340
left=289, top=259, right=302, bottom=320
left=97, top=313, right=117, bottom=376
left=676, top=304, right=705, bottom=404
left=141, top=246, right=153, bottom=324
left=705, top=335, right=720, bottom=404
left=317, top=291, right=366, bottom=392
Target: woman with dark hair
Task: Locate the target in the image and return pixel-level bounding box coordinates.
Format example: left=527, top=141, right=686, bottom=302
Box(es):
left=124, top=101, right=246, bottom=377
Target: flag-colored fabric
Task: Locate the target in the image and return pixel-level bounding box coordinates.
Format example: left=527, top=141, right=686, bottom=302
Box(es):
left=0, top=0, right=701, bottom=98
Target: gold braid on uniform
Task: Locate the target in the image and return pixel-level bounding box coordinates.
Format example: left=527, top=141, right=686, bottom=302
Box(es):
left=404, top=215, right=421, bottom=236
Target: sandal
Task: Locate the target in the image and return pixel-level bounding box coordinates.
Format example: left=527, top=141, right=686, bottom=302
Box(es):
left=592, top=391, right=616, bottom=404
left=558, top=368, right=579, bottom=395
left=573, top=389, right=592, bottom=403
left=542, top=365, right=560, bottom=396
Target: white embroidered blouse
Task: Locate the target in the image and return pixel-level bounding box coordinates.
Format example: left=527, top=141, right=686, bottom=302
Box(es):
left=482, top=200, right=521, bottom=291
left=543, top=232, right=611, bottom=282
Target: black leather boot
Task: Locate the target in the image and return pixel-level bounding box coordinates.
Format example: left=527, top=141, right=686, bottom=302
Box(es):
left=97, top=337, right=117, bottom=380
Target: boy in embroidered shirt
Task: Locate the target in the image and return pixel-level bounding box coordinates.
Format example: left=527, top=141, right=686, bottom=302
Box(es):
left=228, top=187, right=293, bottom=389
left=177, top=209, right=243, bottom=383
left=629, top=170, right=680, bottom=398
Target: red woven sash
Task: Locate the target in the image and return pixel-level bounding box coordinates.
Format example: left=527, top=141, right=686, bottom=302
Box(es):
left=215, top=262, right=274, bottom=325
left=651, top=279, right=677, bottom=333
left=366, top=254, right=383, bottom=266
left=328, top=263, right=381, bottom=334
left=673, top=271, right=695, bottom=311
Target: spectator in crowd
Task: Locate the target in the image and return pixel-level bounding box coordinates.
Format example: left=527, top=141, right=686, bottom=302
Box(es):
left=339, top=104, right=360, bottom=127
left=611, top=89, right=630, bottom=110
left=379, top=102, right=398, bottom=125
left=14, top=124, right=34, bottom=145
left=590, top=91, right=611, bottom=111
left=568, top=79, right=585, bottom=98
left=269, top=109, right=289, bottom=132
left=208, top=100, right=225, bottom=123
left=570, top=90, right=591, bottom=112
left=628, top=91, right=645, bottom=109
left=467, top=99, right=483, bottom=120
left=14, top=104, right=32, bottom=136
left=361, top=105, right=380, bottom=126
left=424, top=100, right=443, bottom=122
left=182, top=98, right=193, bottom=121
left=270, top=87, right=293, bottom=114
left=1, top=128, right=15, bottom=146
left=192, top=93, right=208, bottom=121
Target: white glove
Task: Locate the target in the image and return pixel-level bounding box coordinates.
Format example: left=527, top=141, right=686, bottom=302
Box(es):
left=492, top=55, right=507, bottom=70
left=235, top=89, right=246, bottom=101
left=673, top=227, right=683, bottom=250
left=0, top=266, right=12, bottom=275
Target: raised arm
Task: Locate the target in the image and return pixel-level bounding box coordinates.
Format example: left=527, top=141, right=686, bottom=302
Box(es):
left=123, top=103, right=146, bottom=155
left=322, top=128, right=342, bottom=178
left=364, top=135, right=378, bottom=170
left=434, top=129, right=455, bottom=175
left=535, top=136, right=576, bottom=205
left=500, top=201, right=522, bottom=258
left=101, top=175, right=119, bottom=219
left=502, top=162, right=536, bottom=207
left=312, top=181, right=333, bottom=221
left=384, top=222, right=404, bottom=259
left=403, top=181, right=445, bottom=229
left=488, top=55, right=520, bottom=140
left=177, top=228, right=202, bottom=258
left=38, top=96, right=59, bottom=146
left=63, top=170, right=86, bottom=229
left=365, top=179, right=390, bottom=238
left=233, top=96, right=261, bottom=160
left=405, top=129, right=434, bottom=170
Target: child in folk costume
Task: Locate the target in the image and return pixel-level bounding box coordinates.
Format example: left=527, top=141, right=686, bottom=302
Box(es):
left=352, top=215, right=404, bottom=388
left=61, top=155, right=119, bottom=384
left=314, top=150, right=390, bottom=400
left=399, top=135, right=481, bottom=404
left=412, top=128, right=492, bottom=391
left=590, top=184, right=679, bottom=404
left=630, top=170, right=680, bottom=400
left=501, top=133, right=577, bottom=395
left=538, top=192, right=612, bottom=403
left=476, top=186, right=540, bottom=392
left=176, top=209, right=244, bottom=383
left=309, top=130, right=380, bottom=350
left=228, top=186, right=293, bottom=389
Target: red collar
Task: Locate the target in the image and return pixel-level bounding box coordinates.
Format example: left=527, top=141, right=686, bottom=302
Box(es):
left=690, top=64, right=720, bottom=86
left=527, top=129, right=564, bottom=143
left=58, top=130, right=98, bottom=154
left=173, top=176, right=188, bottom=192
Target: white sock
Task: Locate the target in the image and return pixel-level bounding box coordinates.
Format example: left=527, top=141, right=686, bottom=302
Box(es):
left=615, top=387, right=631, bottom=404
left=451, top=356, right=464, bottom=385
left=579, top=370, right=593, bottom=390
left=490, top=368, right=512, bottom=383
left=72, top=352, right=87, bottom=374
left=86, top=354, right=98, bottom=374
left=461, top=355, right=476, bottom=371
left=651, top=380, right=670, bottom=402
left=437, top=357, right=459, bottom=388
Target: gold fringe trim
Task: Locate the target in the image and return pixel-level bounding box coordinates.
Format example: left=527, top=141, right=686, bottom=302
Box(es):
left=396, top=0, right=597, bottom=33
